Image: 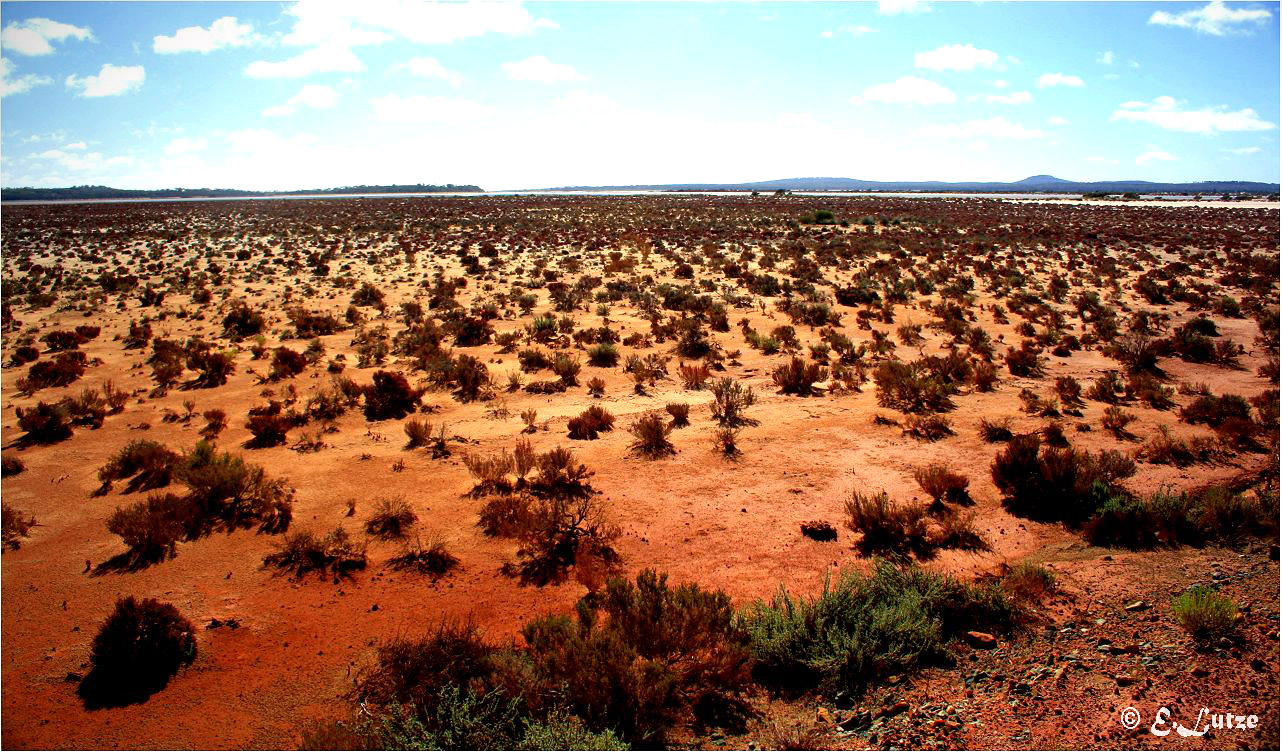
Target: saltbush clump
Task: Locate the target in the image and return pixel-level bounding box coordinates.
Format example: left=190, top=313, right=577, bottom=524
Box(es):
left=84, top=597, right=196, bottom=704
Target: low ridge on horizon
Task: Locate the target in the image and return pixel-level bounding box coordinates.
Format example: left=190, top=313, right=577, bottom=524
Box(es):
left=4, top=174, right=1279, bottom=202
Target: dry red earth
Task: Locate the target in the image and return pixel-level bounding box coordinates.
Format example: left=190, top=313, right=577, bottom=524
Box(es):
left=2, top=195, right=1277, bottom=749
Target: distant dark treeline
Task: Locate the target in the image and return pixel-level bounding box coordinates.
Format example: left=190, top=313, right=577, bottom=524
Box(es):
left=0, top=184, right=484, bottom=201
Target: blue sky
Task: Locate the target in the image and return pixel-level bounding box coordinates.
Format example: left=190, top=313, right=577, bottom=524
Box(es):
left=0, top=1, right=1277, bottom=190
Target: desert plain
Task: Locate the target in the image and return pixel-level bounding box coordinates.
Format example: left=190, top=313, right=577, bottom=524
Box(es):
left=1, top=193, right=1278, bottom=749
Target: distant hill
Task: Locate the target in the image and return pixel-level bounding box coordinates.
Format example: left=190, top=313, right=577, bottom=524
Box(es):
left=530, top=175, right=1280, bottom=194
left=1, top=184, right=484, bottom=202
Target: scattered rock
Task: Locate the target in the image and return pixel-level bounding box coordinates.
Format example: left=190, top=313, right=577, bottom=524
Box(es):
left=1124, top=601, right=1148, bottom=612
left=966, top=631, right=999, bottom=649
left=800, top=520, right=838, bottom=542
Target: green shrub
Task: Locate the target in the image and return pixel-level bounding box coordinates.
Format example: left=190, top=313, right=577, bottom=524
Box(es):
left=84, top=597, right=196, bottom=703
left=991, top=434, right=1136, bottom=524
left=97, top=439, right=180, bottom=494
left=389, top=536, right=459, bottom=579
left=106, top=493, right=190, bottom=564
left=665, top=402, right=690, bottom=428
left=2, top=503, right=36, bottom=550
left=263, top=527, right=366, bottom=578
left=365, top=497, right=418, bottom=539
left=269, top=347, right=308, bottom=381
left=403, top=417, right=432, bottom=448
left=16, top=401, right=74, bottom=444
left=772, top=357, right=828, bottom=396
left=364, top=370, right=423, bottom=420
left=738, top=561, right=1014, bottom=697
left=844, top=491, right=928, bottom=556
left=1, top=454, right=24, bottom=477
left=520, top=570, right=752, bottom=745
left=176, top=440, right=293, bottom=536
left=913, top=463, right=970, bottom=505
left=552, top=354, right=581, bottom=386
left=1171, top=586, right=1238, bottom=643
left=628, top=412, right=675, bottom=457
left=1002, top=562, right=1056, bottom=602
left=1081, top=492, right=1158, bottom=548
left=710, top=377, right=756, bottom=427
left=517, top=712, right=628, bottom=750
left=567, top=405, right=615, bottom=440
left=587, top=343, right=620, bottom=367
left=19, top=351, right=87, bottom=392
left=1180, top=393, right=1251, bottom=428
left=873, top=360, right=954, bottom=414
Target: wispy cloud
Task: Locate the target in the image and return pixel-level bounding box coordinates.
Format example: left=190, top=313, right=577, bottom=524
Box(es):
left=1135, top=149, right=1176, bottom=165
left=0, top=57, right=52, bottom=97
left=154, top=17, right=263, bottom=54
left=915, top=116, right=1044, bottom=140
left=1037, top=73, right=1084, bottom=88
left=1149, top=1, right=1271, bottom=36
left=915, top=43, right=999, bottom=72
left=878, top=0, right=930, bottom=16
left=1112, top=96, right=1275, bottom=134
left=501, top=55, right=584, bottom=83
left=986, top=91, right=1032, bottom=105
left=855, top=76, right=955, bottom=105
left=1, top=18, right=91, bottom=56
left=66, top=64, right=145, bottom=97
left=399, top=57, right=463, bottom=87
left=263, top=84, right=339, bottom=117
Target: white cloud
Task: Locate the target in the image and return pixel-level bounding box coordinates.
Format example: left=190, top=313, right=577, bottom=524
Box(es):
left=154, top=16, right=261, bottom=54
left=1111, top=96, right=1275, bottom=134
left=1, top=18, right=91, bottom=56
left=821, top=24, right=875, bottom=38
left=263, top=84, right=339, bottom=117
left=856, top=76, right=955, bottom=105
left=1097, top=51, right=1114, bottom=64
left=226, top=129, right=320, bottom=155
left=502, top=55, right=584, bottom=82
left=986, top=90, right=1032, bottom=105
left=63, top=141, right=87, bottom=151
left=247, top=3, right=558, bottom=83
left=1225, top=146, right=1261, bottom=155
left=65, top=64, right=145, bottom=97
left=32, top=147, right=133, bottom=172
left=369, top=94, right=492, bottom=124
left=915, top=116, right=1044, bottom=140
left=164, top=136, right=208, bottom=156
left=915, top=43, right=999, bottom=72
left=401, top=57, right=462, bottom=87
left=1149, top=0, right=1271, bottom=36
left=1135, top=149, right=1176, bottom=165
left=0, top=57, right=52, bottom=97
left=878, top=0, right=930, bottom=15
left=1086, top=156, right=1119, bottom=165
left=280, top=1, right=556, bottom=47
left=1047, top=116, right=1069, bottom=126
left=992, top=79, right=1008, bottom=89
left=246, top=44, right=364, bottom=78
left=1037, top=73, right=1084, bottom=88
